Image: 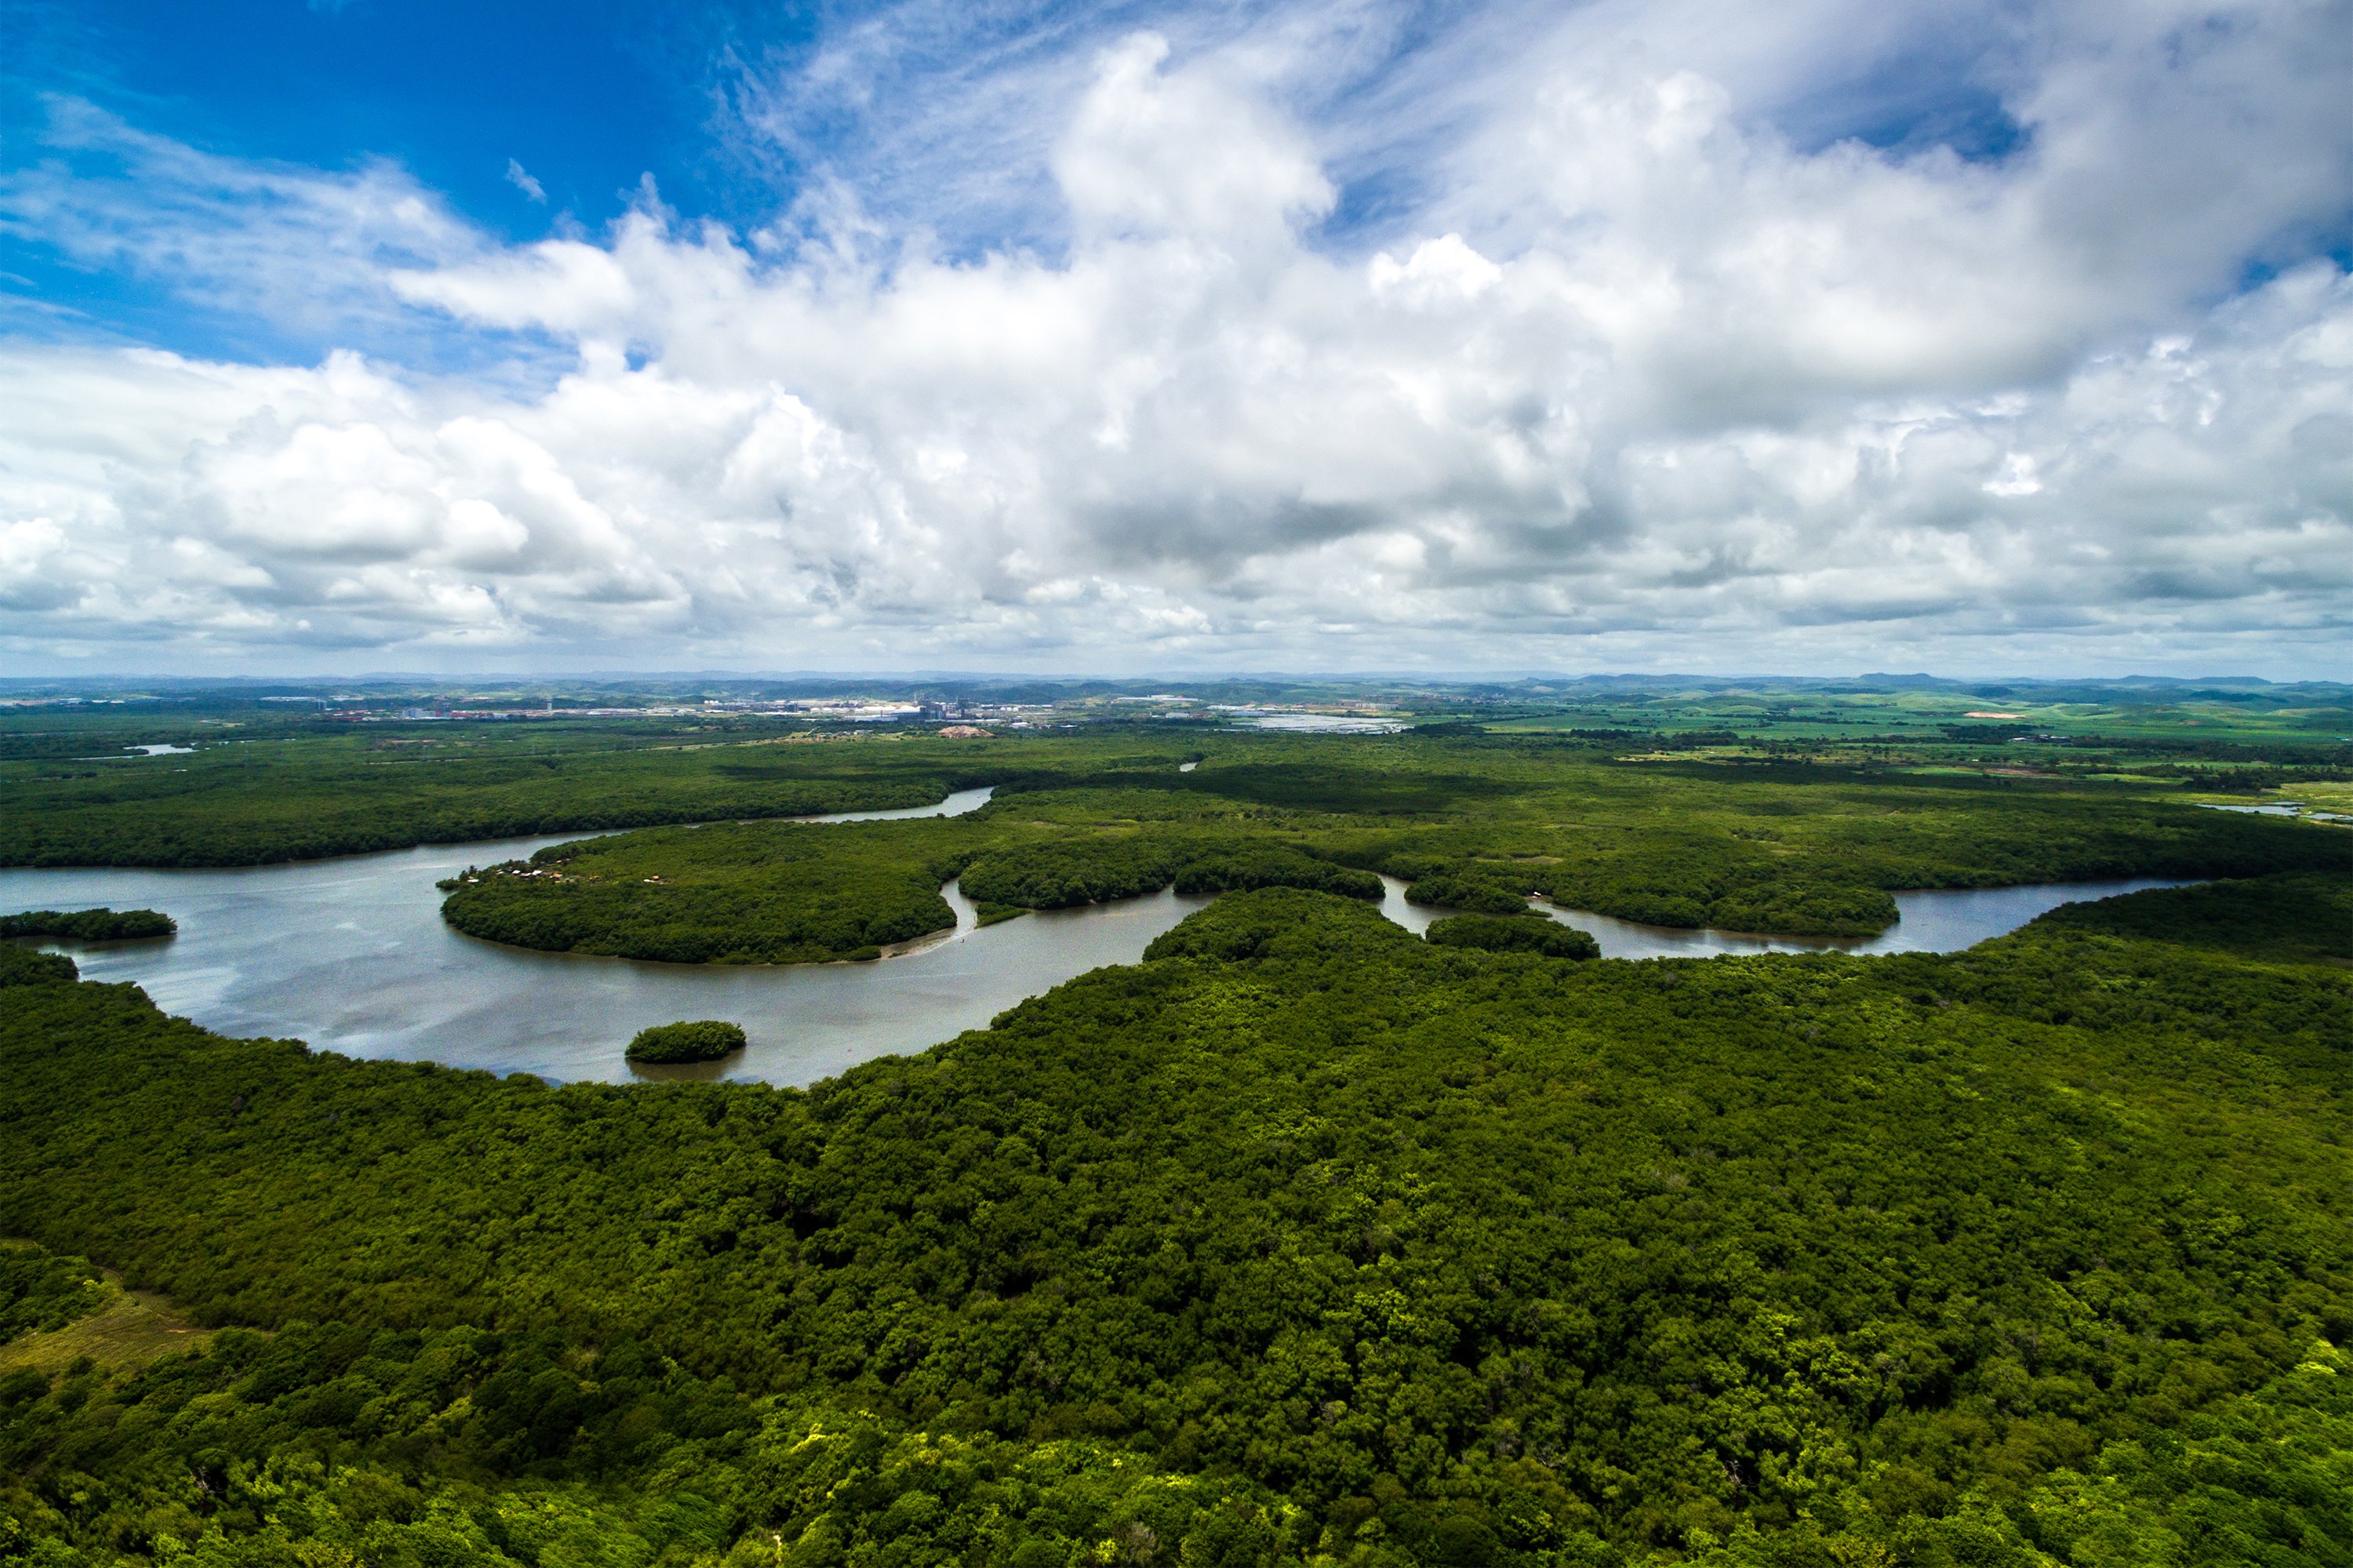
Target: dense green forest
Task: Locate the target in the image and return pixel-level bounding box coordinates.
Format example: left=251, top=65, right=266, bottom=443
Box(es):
left=3, top=709, right=2348, bottom=1562
left=0, top=1243, right=109, bottom=1346
left=0, top=945, right=78, bottom=988
left=442, top=818, right=979, bottom=964
left=627, top=1021, right=751, bottom=1064
left=438, top=742, right=2341, bottom=957
left=0, top=729, right=982, bottom=868
left=6, top=722, right=2340, bottom=929
left=1424, top=913, right=1599, bottom=958
left=0, top=909, right=174, bottom=942
left=3, top=869, right=2350, bottom=1565
left=439, top=802, right=1390, bottom=963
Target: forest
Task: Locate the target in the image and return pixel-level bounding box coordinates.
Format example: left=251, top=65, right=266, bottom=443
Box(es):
left=2, top=716, right=2349, bottom=1566
left=2, top=867, right=2351, bottom=1566
left=437, top=742, right=2339, bottom=955
left=0, top=910, right=174, bottom=943
left=0, top=726, right=978, bottom=868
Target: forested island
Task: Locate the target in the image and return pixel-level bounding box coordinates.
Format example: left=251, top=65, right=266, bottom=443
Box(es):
left=0, top=908, right=174, bottom=942
left=625, top=1020, right=750, bottom=1064
left=432, top=739, right=2330, bottom=964
left=0, top=700, right=2348, bottom=1566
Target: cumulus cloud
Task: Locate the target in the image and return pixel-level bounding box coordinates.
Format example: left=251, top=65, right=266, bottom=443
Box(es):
left=2, top=0, right=2350, bottom=673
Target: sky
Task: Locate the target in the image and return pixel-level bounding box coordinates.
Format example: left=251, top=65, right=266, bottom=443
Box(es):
left=1, top=0, right=2349, bottom=678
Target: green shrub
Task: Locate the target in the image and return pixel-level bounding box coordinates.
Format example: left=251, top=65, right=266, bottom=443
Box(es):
left=0, top=1241, right=109, bottom=1346
left=622, top=1020, right=747, bottom=1063
left=1170, top=846, right=1382, bottom=900
left=1707, top=881, right=1897, bottom=937
left=0, top=946, right=76, bottom=987
left=1402, top=873, right=1529, bottom=915
left=1425, top=912, right=1600, bottom=958
left=0, top=908, right=175, bottom=941
left=961, top=835, right=1183, bottom=908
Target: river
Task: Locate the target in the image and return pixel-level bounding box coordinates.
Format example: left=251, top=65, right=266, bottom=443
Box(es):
left=3, top=793, right=2189, bottom=1086
left=1375, top=875, right=2194, bottom=957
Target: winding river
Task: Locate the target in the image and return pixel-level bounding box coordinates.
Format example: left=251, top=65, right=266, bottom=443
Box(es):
left=1376, top=875, right=2194, bottom=959
left=2, top=788, right=2188, bottom=1086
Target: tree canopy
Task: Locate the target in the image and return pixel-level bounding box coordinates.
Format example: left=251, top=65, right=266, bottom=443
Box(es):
left=0, top=908, right=175, bottom=942
left=2, top=870, right=2348, bottom=1564
left=625, top=1020, right=750, bottom=1064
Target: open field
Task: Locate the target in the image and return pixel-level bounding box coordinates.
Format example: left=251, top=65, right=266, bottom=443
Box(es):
left=0, top=1282, right=211, bottom=1381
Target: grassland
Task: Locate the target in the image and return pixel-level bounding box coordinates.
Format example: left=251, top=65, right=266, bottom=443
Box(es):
left=0, top=1278, right=211, bottom=1381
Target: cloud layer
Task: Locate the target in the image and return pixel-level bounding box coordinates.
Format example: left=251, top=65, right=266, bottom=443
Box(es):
left=3, top=0, right=2350, bottom=673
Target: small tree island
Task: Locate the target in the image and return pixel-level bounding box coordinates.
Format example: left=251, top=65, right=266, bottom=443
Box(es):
left=1425, top=911, right=1599, bottom=959
left=624, top=1020, right=748, bottom=1064
left=0, top=908, right=176, bottom=941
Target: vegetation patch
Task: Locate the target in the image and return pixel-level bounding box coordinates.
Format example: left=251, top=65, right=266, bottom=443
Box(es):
left=0, top=1240, right=209, bottom=1384
left=1403, top=873, right=1533, bottom=914
left=1425, top=911, right=1600, bottom=958
left=441, top=818, right=976, bottom=963
left=441, top=740, right=2344, bottom=964
left=0, top=908, right=174, bottom=942
left=0, top=1287, right=209, bottom=1383
left=0, top=1242, right=110, bottom=1348
left=0, top=946, right=76, bottom=988
left=624, top=1020, right=748, bottom=1064
left=2033, top=868, right=2353, bottom=966
left=1, top=875, right=2348, bottom=1563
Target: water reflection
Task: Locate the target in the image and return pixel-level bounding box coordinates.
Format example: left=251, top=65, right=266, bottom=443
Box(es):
left=0, top=787, right=1229, bottom=1090
left=2194, top=801, right=2348, bottom=824
left=77, top=744, right=198, bottom=760
left=1528, top=879, right=2195, bottom=959
left=6, top=842, right=1212, bottom=1088
left=795, top=786, right=995, bottom=823
left=1214, top=709, right=1407, bottom=734
left=1381, top=872, right=2193, bottom=958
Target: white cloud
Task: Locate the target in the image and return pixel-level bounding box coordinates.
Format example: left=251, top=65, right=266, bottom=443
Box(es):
left=504, top=159, right=547, bottom=204
left=1, top=100, right=486, bottom=344
left=1053, top=34, right=1335, bottom=249
left=2, top=2, right=2351, bottom=673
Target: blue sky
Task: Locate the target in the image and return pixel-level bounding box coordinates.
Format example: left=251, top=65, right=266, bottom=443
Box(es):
left=7, top=0, right=731, bottom=362
left=15, top=1, right=714, bottom=231
left=2, top=0, right=2349, bottom=675
left=5, top=0, right=2061, bottom=361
